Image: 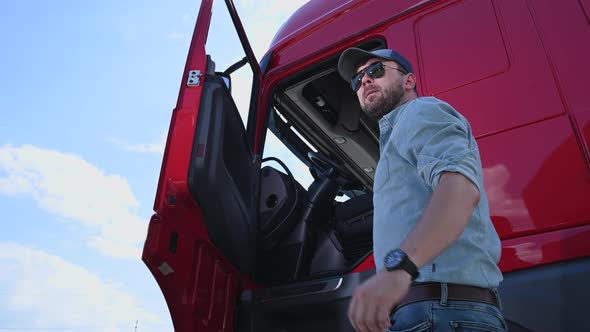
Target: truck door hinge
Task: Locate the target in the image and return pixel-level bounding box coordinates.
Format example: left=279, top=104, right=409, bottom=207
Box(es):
left=187, top=70, right=203, bottom=87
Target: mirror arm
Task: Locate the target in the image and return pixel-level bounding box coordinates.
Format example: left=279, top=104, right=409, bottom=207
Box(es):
left=223, top=56, right=248, bottom=76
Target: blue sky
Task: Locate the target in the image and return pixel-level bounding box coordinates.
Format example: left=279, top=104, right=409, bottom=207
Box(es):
left=0, top=1, right=309, bottom=331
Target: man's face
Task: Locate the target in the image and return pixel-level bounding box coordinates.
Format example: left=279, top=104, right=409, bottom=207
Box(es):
left=355, top=58, right=407, bottom=120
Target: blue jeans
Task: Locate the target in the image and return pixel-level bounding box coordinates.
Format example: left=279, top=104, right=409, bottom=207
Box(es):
left=388, top=297, right=507, bottom=332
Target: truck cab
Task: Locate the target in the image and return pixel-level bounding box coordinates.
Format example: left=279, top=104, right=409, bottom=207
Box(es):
left=142, top=0, right=590, bottom=331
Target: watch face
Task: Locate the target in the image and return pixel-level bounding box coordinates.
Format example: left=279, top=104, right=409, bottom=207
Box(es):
left=385, top=249, right=404, bottom=268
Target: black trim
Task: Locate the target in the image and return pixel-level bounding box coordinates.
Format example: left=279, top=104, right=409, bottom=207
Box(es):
left=258, top=160, right=305, bottom=250
left=272, top=39, right=386, bottom=92
left=188, top=74, right=257, bottom=274
left=168, top=231, right=178, bottom=254
left=238, top=271, right=373, bottom=332
left=499, top=257, right=590, bottom=332
left=223, top=56, right=248, bottom=76
left=223, top=0, right=261, bottom=77
left=240, top=256, right=590, bottom=331
left=259, top=51, right=273, bottom=76
left=267, top=108, right=313, bottom=169
left=224, top=0, right=262, bottom=148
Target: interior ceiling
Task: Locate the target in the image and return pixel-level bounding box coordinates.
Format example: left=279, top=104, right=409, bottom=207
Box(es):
left=277, top=66, right=381, bottom=191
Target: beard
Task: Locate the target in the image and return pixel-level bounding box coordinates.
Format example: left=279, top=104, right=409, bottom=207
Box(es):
left=360, top=82, right=405, bottom=121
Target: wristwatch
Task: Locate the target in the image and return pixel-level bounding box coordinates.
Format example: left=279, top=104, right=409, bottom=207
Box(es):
left=384, top=248, right=420, bottom=280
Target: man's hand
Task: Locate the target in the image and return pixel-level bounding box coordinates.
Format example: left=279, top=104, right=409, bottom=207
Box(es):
left=348, top=269, right=412, bottom=332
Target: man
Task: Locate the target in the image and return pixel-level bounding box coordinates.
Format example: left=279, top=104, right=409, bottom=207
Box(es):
left=338, top=48, right=506, bottom=332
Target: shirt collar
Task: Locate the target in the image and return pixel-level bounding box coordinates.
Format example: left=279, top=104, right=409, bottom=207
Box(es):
left=378, top=100, right=409, bottom=130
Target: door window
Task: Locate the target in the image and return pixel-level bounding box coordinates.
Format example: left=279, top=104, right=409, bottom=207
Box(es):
left=206, top=3, right=254, bottom=128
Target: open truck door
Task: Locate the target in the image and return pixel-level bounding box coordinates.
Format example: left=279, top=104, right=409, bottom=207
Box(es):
left=142, top=1, right=263, bottom=331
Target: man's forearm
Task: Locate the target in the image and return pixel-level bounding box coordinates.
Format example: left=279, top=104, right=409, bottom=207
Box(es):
left=400, top=172, right=481, bottom=269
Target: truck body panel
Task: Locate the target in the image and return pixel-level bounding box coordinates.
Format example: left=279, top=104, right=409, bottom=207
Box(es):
left=143, top=0, right=590, bottom=330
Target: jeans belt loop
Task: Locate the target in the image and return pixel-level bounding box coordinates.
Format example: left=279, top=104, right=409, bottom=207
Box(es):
left=493, top=288, right=503, bottom=311
left=440, top=282, right=448, bottom=306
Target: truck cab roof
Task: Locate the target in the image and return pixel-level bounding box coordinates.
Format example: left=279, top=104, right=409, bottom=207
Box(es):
left=267, top=0, right=429, bottom=71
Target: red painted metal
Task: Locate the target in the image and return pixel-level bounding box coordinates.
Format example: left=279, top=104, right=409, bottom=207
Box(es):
left=266, top=0, right=431, bottom=70
left=257, top=0, right=590, bottom=273
left=152, top=0, right=213, bottom=212
left=143, top=0, right=243, bottom=331
left=147, top=0, right=590, bottom=329
left=526, top=0, right=590, bottom=167
left=478, top=116, right=590, bottom=239
left=580, top=111, right=590, bottom=167
left=144, top=213, right=240, bottom=331
left=353, top=223, right=590, bottom=273
left=498, top=224, right=590, bottom=272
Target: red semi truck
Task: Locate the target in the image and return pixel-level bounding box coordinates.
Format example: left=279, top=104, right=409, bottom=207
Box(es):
left=142, top=0, right=590, bottom=331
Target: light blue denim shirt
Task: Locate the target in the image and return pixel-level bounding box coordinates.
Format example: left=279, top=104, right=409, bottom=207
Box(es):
left=373, top=97, right=502, bottom=288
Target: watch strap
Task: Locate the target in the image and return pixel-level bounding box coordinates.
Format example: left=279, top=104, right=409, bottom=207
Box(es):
left=400, top=252, right=420, bottom=280
left=386, top=248, right=420, bottom=280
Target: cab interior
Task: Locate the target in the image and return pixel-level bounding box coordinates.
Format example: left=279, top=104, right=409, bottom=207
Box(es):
left=253, top=40, right=388, bottom=285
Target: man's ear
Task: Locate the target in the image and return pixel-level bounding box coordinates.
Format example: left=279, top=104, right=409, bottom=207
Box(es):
left=404, top=73, right=417, bottom=90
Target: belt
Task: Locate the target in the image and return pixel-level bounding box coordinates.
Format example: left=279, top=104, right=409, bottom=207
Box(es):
left=397, top=282, right=499, bottom=309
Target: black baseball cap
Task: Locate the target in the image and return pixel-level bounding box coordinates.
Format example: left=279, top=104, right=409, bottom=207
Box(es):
left=338, top=48, right=414, bottom=82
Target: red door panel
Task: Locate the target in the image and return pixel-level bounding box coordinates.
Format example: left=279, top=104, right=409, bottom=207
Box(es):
left=142, top=0, right=254, bottom=331
left=526, top=0, right=590, bottom=165
left=477, top=115, right=590, bottom=237
left=580, top=111, right=590, bottom=160
left=414, top=0, right=567, bottom=137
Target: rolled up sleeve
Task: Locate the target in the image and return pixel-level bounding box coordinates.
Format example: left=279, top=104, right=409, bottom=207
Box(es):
left=391, top=102, right=480, bottom=191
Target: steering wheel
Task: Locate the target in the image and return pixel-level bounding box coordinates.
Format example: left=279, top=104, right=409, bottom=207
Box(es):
left=307, top=151, right=360, bottom=192
left=307, top=151, right=342, bottom=175
left=307, top=151, right=354, bottom=182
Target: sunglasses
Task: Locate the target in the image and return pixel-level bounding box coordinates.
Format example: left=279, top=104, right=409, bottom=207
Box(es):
left=351, top=61, right=408, bottom=92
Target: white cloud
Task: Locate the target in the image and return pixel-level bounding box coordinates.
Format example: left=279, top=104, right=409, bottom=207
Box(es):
left=108, top=134, right=166, bottom=155
left=0, top=242, right=167, bottom=331
left=0, top=144, right=147, bottom=259
left=89, top=236, right=143, bottom=260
